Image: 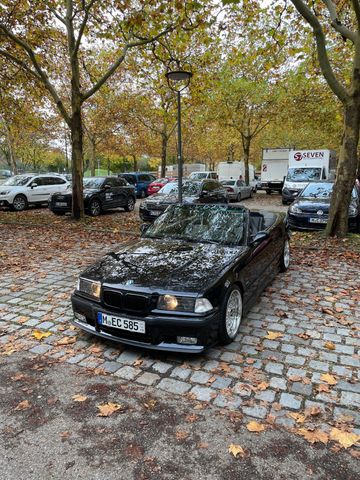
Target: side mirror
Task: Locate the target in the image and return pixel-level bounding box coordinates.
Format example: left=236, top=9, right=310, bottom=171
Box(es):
left=141, top=223, right=150, bottom=235
left=250, top=231, right=269, bottom=245
left=31, top=183, right=38, bottom=189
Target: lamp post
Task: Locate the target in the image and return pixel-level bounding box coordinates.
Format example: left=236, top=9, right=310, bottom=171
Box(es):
left=166, top=66, right=192, bottom=203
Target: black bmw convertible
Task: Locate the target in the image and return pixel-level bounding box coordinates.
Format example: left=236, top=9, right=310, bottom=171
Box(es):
left=71, top=204, right=290, bottom=353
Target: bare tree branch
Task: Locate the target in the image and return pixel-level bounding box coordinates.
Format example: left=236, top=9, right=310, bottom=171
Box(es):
left=290, top=0, right=349, bottom=103
left=48, top=6, right=67, bottom=25
left=352, top=0, right=360, bottom=27
left=324, top=0, right=357, bottom=42
left=82, top=25, right=175, bottom=101
left=0, top=49, right=41, bottom=80
left=0, top=23, right=71, bottom=125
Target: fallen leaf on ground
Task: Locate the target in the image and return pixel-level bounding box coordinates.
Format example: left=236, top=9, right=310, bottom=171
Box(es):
left=324, top=342, right=335, bottom=350
left=246, top=421, right=265, bottom=432
left=11, top=372, right=26, bottom=381
left=305, top=406, right=322, bottom=417
left=265, top=331, right=283, bottom=340
left=330, top=428, right=360, bottom=449
left=297, top=333, right=310, bottom=340
left=320, top=373, right=337, bottom=385
left=197, top=442, right=209, bottom=449
left=185, top=414, right=199, bottom=423
left=317, top=384, right=331, bottom=393
left=256, top=382, right=269, bottom=391
left=133, top=359, right=143, bottom=367
left=229, top=444, right=247, bottom=458
left=72, top=394, right=87, bottom=402
left=288, top=413, right=305, bottom=424
left=97, top=402, right=122, bottom=417
left=56, top=336, right=76, bottom=346
left=32, top=330, right=52, bottom=340
left=175, top=430, right=189, bottom=440
left=143, top=399, right=157, bottom=409
left=60, top=431, right=71, bottom=439
left=14, top=400, right=31, bottom=411
left=297, top=428, right=328, bottom=444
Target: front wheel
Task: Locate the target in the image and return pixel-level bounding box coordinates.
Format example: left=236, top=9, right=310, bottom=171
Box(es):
left=236, top=193, right=241, bottom=202
left=12, top=194, right=28, bottom=211
left=219, top=286, right=243, bottom=345
left=124, top=196, right=135, bottom=212
left=89, top=198, right=102, bottom=216
left=280, top=239, right=290, bottom=272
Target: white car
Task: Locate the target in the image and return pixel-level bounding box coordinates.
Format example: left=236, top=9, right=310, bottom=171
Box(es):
left=0, top=174, right=70, bottom=211
left=220, top=179, right=253, bottom=202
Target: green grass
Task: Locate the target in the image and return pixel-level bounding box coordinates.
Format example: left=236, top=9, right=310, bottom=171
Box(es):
left=84, top=169, right=113, bottom=177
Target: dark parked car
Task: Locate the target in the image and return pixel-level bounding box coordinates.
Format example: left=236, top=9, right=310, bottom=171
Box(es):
left=118, top=172, right=156, bottom=198
left=139, top=179, right=229, bottom=222
left=49, top=176, right=136, bottom=216
left=287, top=181, right=360, bottom=232
left=71, top=203, right=290, bottom=353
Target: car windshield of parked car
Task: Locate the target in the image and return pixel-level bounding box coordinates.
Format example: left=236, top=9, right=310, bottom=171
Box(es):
left=286, top=167, right=322, bottom=181
left=3, top=175, right=33, bottom=186
left=189, top=172, right=207, bottom=180
left=144, top=204, right=247, bottom=245
left=83, top=178, right=105, bottom=189
left=300, top=183, right=357, bottom=199
left=221, top=180, right=236, bottom=186
left=158, top=181, right=200, bottom=196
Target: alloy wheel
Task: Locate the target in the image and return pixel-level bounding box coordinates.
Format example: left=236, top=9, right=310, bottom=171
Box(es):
left=90, top=199, right=101, bottom=216
left=225, top=289, right=242, bottom=338
left=13, top=195, right=26, bottom=211
left=283, top=240, right=290, bottom=269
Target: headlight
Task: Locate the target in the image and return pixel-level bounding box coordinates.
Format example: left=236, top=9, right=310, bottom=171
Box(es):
left=348, top=204, right=358, bottom=216
left=0, top=190, right=10, bottom=195
left=157, top=294, right=195, bottom=312
left=194, top=298, right=213, bottom=313
left=289, top=205, right=302, bottom=214
left=77, top=277, right=101, bottom=300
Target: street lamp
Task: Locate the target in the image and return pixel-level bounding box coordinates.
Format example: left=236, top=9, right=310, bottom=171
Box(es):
left=166, top=64, right=192, bottom=203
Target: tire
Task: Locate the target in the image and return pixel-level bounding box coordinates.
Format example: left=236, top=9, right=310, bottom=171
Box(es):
left=279, top=239, right=290, bottom=272
left=219, top=285, right=243, bottom=345
left=266, top=190, right=271, bottom=195
left=140, top=189, right=146, bottom=199
left=282, top=200, right=288, bottom=205
left=89, top=198, right=102, bottom=216
left=124, top=196, right=135, bottom=212
left=249, top=189, right=253, bottom=198
left=236, top=193, right=241, bottom=202
left=12, top=194, right=28, bottom=211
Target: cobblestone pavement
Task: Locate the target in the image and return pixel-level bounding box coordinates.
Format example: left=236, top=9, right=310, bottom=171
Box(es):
left=0, top=213, right=360, bottom=446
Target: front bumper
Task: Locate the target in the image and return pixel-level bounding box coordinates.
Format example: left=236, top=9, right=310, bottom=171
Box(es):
left=139, top=206, right=166, bottom=222
left=288, top=213, right=358, bottom=232
left=71, top=293, right=220, bottom=353
left=0, top=198, right=11, bottom=207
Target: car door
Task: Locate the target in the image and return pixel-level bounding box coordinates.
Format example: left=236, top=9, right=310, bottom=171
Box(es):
left=114, top=177, right=130, bottom=206
left=101, top=177, right=116, bottom=209
left=27, top=177, right=48, bottom=203
left=48, top=176, right=68, bottom=196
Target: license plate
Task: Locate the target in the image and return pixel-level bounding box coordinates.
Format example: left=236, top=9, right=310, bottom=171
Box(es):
left=55, top=202, right=67, bottom=206
left=97, top=312, right=145, bottom=333
left=149, top=210, right=161, bottom=216
left=309, top=218, right=327, bottom=224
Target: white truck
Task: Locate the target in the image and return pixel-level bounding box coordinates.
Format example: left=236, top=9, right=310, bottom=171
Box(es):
left=217, top=161, right=256, bottom=189
left=282, top=149, right=336, bottom=204
left=260, top=148, right=291, bottom=194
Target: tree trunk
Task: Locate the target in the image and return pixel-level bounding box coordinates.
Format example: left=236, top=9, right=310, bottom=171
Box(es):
left=325, top=101, right=360, bottom=236
left=132, top=154, right=137, bottom=171
left=71, top=96, right=84, bottom=219
left=242, top=135, right=251, bottom=186
left=161, top=133, right=167, bottom=177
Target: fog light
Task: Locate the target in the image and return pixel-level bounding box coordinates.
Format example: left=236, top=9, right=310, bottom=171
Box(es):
left=74, top=312, right=86, bottom=323
left=177, top=336, right=197, bottom=345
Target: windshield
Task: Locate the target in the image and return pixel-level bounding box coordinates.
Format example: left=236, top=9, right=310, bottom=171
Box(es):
left=3, top=175, right=33, bottom=186
left=144, top=204, right=247, bottom=245
left=221, top=180, right=236, bottom=186
left=287, top=167, right=322, bottom=182
left=158, top=181, right=200, bottom=196
left=300, top=183, right=357, bottom=199
left=83, top=178, right=105, bottom=189
left=190, top=172, right=207, bottom=180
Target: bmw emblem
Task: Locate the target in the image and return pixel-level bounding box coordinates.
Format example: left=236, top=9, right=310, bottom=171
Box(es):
left=317, top=210, right=323, bottom=216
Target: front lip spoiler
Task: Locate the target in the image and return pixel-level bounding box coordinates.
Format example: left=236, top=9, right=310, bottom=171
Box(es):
left=71, top=318, right=205, bottom=353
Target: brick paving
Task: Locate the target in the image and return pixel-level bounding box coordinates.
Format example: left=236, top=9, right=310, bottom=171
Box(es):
left=0, top=219, right=359, bottom=437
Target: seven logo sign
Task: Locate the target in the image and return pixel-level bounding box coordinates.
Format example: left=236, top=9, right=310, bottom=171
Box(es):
left=262, top=164, right=267, bottom=172
left=294, top=152, right=303, bottom=161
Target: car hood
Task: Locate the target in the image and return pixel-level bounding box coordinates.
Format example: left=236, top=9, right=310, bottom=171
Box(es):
left=82, top=238, right=247, bottom=292
left=293, top=197, right=331, bottom=212
left=52, top=188, right=97, bottom=198
left=143, top=193, right=198, bottom=208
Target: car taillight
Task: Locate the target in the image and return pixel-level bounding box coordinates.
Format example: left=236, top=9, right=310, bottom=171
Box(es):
left=227, top=187, right=234, bottom=192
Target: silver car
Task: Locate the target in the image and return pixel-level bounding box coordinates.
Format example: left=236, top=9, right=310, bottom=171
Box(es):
left=220, top=179, right=253, bottom=202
